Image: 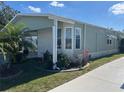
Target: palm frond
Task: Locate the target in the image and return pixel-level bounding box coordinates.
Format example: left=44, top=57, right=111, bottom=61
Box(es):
left=22, top=40, right=36, bottom=51
left=0, top=23, right=36, bottom=63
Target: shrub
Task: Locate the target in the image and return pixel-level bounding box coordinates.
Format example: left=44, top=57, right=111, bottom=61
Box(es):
left=11, top=52, right=26, bottom=64
left=69, top=62, right=81, bottom=68
left=119, top=39, right=124, bottom=53
left=0, top=63, right=9, bottom=74
left=43, top=50, right=53, bottom=69
left=15, top=52, right=24, bottom=63
left=57, top=53, right=71, bottom=69
left=82, top=54, right=91, bottom=66
left=23, top=48, right=29, bottom=57
left=69, top=54, right=82, bottom=68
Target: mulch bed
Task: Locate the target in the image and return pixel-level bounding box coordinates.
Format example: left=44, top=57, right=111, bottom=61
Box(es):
left=0, top=66, right=22, bottom=79
left=34, top=63, right=90, bottom=73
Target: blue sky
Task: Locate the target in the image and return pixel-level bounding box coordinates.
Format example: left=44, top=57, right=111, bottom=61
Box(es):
left=5, top=1, right=124, bottom=31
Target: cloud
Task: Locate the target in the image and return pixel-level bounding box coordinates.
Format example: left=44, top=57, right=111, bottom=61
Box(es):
left=28, top=5, right=41, bottom=13
left=50, top=1, right=64, bottom=7
left=109, top=2, right=124, bottom=15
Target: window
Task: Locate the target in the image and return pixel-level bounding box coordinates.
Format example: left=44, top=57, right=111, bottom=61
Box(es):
left=107, top=39, right=109, bottom=44
left=109, top=39, right=112, bottom=45
left=107, top=38, right=112, bottom=45
left=25, top=36, right=38, bottom=51
left=65, top=27, right=72, bottom=49
left=57, top=29, right=61, bottom=49
left=75, top=28, right=81, bottom=49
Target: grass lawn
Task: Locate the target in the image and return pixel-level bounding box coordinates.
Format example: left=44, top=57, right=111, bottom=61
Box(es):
left=0, top=53, right=124, bottom=92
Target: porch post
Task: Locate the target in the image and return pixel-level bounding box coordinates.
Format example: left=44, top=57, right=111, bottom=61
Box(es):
left=52, top=19, right=58, bottom=69
left=84, top=24, right=86, bottom=50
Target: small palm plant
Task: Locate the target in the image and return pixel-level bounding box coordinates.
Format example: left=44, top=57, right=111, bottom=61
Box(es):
left=0, top=23, right=36, bottom=68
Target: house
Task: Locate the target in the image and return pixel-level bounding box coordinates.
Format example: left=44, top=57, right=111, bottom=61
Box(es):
left=2, top=13, right=124, bottom=69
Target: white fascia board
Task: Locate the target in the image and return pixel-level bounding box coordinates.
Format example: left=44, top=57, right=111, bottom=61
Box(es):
left=17, top=13, right=49, bottom=17
left=1, top=13, right=122, bottom=34
left=0, top=13, right=49, bottom=32
left=48, top=15, right=75, bottom=24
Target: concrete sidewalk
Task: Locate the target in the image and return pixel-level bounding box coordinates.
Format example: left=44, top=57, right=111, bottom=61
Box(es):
left=49, top=57, right=124, bottom=92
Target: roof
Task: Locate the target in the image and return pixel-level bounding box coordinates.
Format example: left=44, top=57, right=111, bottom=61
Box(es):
left=1, top=13, right=123, bottom=33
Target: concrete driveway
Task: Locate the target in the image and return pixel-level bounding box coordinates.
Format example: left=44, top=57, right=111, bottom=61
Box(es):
left=49, top=57, right=124, bottom=92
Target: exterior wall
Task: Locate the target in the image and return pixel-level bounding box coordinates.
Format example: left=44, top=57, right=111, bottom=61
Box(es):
left=57, top=21, right=74, bottom=57
left=12, top=15, right=122, bottom=60
left=73, top=22, right=84, bottom=55
left=15, top=16, right=54, bottom=30
left=37, top=27, right=53, bottom=57
left=85, top=25, right=119, bottom=58
left=2, top=14, right=123, bottom=64
left=57, top=21, right=120, bottom=59
left=13, top=16, right=54, bottom=57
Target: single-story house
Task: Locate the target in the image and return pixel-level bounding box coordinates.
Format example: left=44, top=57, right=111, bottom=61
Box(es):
left=2, top=13, right=124, bottom=68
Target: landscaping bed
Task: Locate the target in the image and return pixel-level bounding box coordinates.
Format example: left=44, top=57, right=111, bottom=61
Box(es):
left=0, top=65, right=22, bottom=79
left=0, top=53, right=124, bottom=92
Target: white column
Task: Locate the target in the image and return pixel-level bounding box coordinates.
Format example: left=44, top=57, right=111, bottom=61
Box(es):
left=72, top=27, right=74, bottom=50
left=84, top=24, right=86, bottom=50
left=52, top=19, right=58, bottom=69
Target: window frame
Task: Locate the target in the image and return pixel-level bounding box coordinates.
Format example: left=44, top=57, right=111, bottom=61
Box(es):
left=109, top=39, right=112, bottom=45
left=64, top=27, right=73, bottom=50
left=107, top=37, right=112, bottom=45
left=75, top=27, right=81, bottom=50
left=24, top=35, right=38, bottom=52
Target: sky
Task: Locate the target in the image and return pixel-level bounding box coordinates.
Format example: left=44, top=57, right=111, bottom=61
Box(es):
left=4, top=1, right=124, bottom=31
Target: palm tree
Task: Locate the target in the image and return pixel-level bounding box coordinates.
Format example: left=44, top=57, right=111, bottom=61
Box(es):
left=0, top=23, right=36, bottom=68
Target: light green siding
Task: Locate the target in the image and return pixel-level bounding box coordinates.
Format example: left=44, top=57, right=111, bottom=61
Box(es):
left=58, top=21, right=74, bottom=56
left=73, top=22, right=84, bottom=55
left=37, top=27, right=53, bottom=56
left=85, top=24, right=119, bottom=58
left=16, top=16, right=54, bottom=30
left=86, top=25, right=97, bottom=52
left=58, top=21, right=120, bottom=58
left=13, top=15, right=121, bottom=59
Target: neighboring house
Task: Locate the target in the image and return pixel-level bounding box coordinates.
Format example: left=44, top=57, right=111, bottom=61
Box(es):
left=2, top=13, right=124, bottom=68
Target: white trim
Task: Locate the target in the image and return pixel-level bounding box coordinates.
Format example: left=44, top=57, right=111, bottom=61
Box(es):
left=1, top=13, right=121, bottom=33
left=74, top=27, right=82, bottom=50
left=48, top=16, right=75, bottom=24
left=83, top=24, right=86, bottom=50
left=64, top=27, right=73, bottom=50
left=52, top=19, right=58, bottom=64
left=72, top=27, right=74, bottom=50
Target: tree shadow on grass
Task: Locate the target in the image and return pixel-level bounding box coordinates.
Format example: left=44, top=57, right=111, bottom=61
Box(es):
left=0, top=58, right=58, bottom=91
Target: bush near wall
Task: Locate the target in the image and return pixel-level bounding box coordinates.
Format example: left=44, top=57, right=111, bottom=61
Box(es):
left=119, top=39, right=124, bottom=53
left=57, top=53, right=71, bottom=69
left=43, top=50, right=53, bottom=69
left=42, top=51, right=87, bottom=70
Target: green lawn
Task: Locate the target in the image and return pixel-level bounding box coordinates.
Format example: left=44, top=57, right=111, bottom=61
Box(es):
left=0, top=53, right=124, bottom=92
